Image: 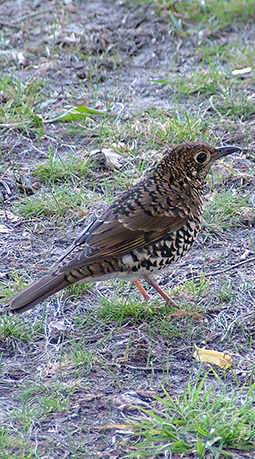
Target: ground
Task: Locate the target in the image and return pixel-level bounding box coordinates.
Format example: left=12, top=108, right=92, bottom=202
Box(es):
left=0, top=0, right=255, bottom=458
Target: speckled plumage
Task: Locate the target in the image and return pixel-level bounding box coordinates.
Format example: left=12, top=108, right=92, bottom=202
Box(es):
left=7, top=141, right=241, bottom=313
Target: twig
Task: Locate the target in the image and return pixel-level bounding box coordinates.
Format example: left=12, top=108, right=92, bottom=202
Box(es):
left=209, top=95, right=224, bottom=119
left=122, top=364, right=163, bottom=372
left=0, top=20, right=20, bottom=28
left=200, top=257, right=255, bottom=278
left=10, top=7, right=56, bottom=24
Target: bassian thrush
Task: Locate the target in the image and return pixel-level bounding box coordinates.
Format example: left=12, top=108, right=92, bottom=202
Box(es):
left=7, top=141, right=241, bottom=314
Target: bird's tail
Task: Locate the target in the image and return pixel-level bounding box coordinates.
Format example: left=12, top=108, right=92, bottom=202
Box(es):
left=7, top=272, right=70, bottom=314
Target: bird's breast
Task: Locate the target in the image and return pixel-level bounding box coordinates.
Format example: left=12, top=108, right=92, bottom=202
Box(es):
left=119, top=215, right=201, bottom=276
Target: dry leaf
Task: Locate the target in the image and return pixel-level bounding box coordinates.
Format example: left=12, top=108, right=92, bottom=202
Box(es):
left=232, top=67, right=251, bottom=75
left=193, top=346, right=232, bottom=369
left=0, top=210, right=20, bottom=223
left=17, top=52, right=26, bottom=67
left=168, top=311, right=203, bottom=321
left=49, top=320, right=66, bottom=331
left=89, top=148, right=127, bottom=170
left=95, top=423, right=132, bottom=431
left=0, top=224, right=11, bottom=234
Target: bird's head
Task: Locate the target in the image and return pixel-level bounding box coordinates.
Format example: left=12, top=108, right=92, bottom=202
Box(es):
left=157, top=141, right=241, bottom=185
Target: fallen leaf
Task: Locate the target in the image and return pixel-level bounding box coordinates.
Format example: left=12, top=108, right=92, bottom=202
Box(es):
left=193, top=346, right=232, bottom=369
left=0, top=224, right=11, bottom=233
left=0, top=210, right=20, bottom=223
left=232, top=67, right=252, bottom=75
left=168, top=311, right=203, bottom=321
left=17, top=52, right=26, bottom=67
left=101, top=148, right=127, bottom=169
left=95, top=424, right=132, bottom=431
left=49, top=320, right=66, bottom=331
left=89, top=148, right=128, bottom=170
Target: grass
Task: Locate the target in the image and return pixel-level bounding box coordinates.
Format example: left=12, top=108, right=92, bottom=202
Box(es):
left=143, top=107, right=210, bottom=144
left=0, top=314, right=42, bottom=342
left=13, top=186, right=89, bottom=218
left=98, top=293, right=157, bottom=324
left=0, top=73, right=44, bottom=130
left=62, top=340, right=99, bottom=375
left=172, top=274, right=210, bottom=299
left=33, top=151, right=93, bottom=184
left=0, top=427, right=34, bottom=459
left=203, top=189, right=255, bottom=232
left=211, top=94, right=255, bottom=121
left=97, top=285, right=205, bottom=342
left=155, top=0, right=255, bottom=32
left=198, top=42, right=255, bottom=68
left=0, top=270, right=30, bottom=302
left=166, top=67, right=233, bottom=98
left=127, top=372, right=255, bottom=458
left=216, top=279, right=235, bottom=303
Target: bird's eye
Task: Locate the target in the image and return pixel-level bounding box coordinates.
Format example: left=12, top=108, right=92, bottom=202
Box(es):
left=195, top=152, right=209, bottom=164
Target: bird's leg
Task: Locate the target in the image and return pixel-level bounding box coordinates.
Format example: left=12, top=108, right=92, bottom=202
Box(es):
left=143, top=276, right=177, bottom=306
left=134, top=277, right=176, bottom=306
left=133, top=280, right=150, bottom=300
left=144, top=276, right=202, bottom=320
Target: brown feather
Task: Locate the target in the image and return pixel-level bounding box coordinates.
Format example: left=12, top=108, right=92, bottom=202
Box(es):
left=9, top=272, right=69, bottom=314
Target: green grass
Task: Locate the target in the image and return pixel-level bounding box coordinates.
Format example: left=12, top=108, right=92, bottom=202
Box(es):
left=0, top=73, right=43, bottom=130
left=0, top=427, right=35, bottom=459
left=65, top=282, right=94, bottom=299
left=155, top=66, right=234, bottom=99
left=216, top=279, right=235, bottom=303
left=12, top=143, right=144, bottom=220
left=33, top=152, right=93, bottom=184
left=9, top=404, right=38, bottom=433
left=198, top=43, right=255, bottom=68
left=143, top=107, right=210, bottom=144
left=211, top=94, right=255, bottom=121
left=32, top=147, right=143, bottom=195
left=155, top=0, right=255, bottom=32
left=61, top=342, right=99, bottom=376
left=8, top=382, right=77, bottom=436
left=38, top=392, right=71, bottom=417
left=13, top=186, right=89, bottom=218
left=203, top=189, right=255, bottom=232
left=172, top=274, right=210, bottom=300
left=97, top=287, right=203, bottom=341
left=127, top=372, right=255, bottom=458
left=0, top=314, right=42, bottom=342
left=0, top=270, right=30, bottom=302
left=98, top=294, right=164, bottom=324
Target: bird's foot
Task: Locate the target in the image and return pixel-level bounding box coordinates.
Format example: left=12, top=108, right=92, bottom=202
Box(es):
left=133, top=278, right=202, bottom=321
left=143, top=277, right=202, bottom=320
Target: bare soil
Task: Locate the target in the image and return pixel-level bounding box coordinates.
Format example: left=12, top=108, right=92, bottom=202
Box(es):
left=0, top=1, right=255, bottom=458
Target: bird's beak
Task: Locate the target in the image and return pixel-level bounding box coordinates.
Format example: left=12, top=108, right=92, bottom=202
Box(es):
left=216, top=145, right=242, bottom=158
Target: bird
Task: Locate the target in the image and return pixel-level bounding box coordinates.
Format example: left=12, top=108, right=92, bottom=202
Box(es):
left=6, top=141, right=241, bottom=314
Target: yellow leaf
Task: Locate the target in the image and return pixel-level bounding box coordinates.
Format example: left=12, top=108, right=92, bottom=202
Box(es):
left=193, top=346, right=232, bottom=369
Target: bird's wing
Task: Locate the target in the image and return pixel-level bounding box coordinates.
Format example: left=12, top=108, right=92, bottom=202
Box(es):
left=55, top=183, right=197, bottom=272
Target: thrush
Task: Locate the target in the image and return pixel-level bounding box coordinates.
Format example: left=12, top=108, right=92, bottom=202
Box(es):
left=6, top=141, right=241, bottom=314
